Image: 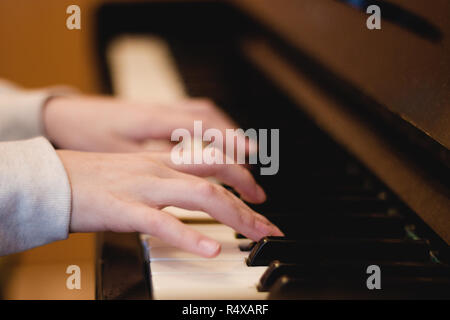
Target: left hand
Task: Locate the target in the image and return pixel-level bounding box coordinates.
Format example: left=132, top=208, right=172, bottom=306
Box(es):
left=43, top=95, right=245, bottom=153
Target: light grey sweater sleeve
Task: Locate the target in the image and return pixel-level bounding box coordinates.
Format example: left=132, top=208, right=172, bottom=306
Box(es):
left=0, top=137, right=72, bottom=256
left=0, top=79, right=74, bottom=141
left=0, top=80, right=73, bottom=255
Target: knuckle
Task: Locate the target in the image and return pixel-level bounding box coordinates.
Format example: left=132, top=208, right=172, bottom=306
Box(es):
left=196, top=181, right=218, bottom=198
left=145, top=211, right=163, bottom=235
left=239, top=211, right=257, bottom=229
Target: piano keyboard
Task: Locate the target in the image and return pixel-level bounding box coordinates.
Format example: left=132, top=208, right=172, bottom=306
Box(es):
left=108, top=35, right=450, bottom=300
left=108, top=35, right=186, bottom=102
left=142, top=224, right=268, bottom=299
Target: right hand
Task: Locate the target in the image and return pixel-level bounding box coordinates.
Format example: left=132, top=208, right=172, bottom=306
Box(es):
left=57, top=150, right=283, bottom=258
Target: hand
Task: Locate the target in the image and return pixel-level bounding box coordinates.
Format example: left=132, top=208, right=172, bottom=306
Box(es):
left=57, top=150, right=283, bottom=257
left=44, top=95, right=245, bottom=153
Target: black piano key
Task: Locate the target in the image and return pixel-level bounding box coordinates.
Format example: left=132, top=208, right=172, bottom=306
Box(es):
left=258, top=261, right=317, bottom=291
left=253, top=193, right=394, bottom=214
left=263, top=212, right=407, bottom=238
left=268, top=275, right=450, bottom=300
left=304, top=196, right=393, bottom=213
left=235, top=232, right=246, bottom=239
left=239, top=241, right=256, bottom=251
left=246, top=237, right=431, bottom=266
left=258, top=260, right=450, bottom=292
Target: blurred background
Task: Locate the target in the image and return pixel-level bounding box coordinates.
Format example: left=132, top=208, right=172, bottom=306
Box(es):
left=0, top=0, right=104, bottom=94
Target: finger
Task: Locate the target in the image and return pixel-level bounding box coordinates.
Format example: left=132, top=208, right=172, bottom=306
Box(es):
left=144, top=178, right=283, bottom=241
left=152, top=152, right=266, bottom=203
left=130, top=103, right=253, bottom=154
left=181, top=99, right=257, bottom=154
left=175, top=98, right=238, bottom=128
left=132, top=205, right=221, bottom=257
left=128, top=112, right=199, bottom=140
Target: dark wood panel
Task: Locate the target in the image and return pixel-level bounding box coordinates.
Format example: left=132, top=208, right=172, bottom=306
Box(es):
left=96, top=232, right=150, bottom=300
left=243, top=39, right=450, bottom=245
left=234, top=0, right=450, bottom=154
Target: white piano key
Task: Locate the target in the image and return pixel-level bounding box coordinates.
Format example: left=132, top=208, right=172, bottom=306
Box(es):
left=146, top=235, right=250, bottom=249
left=150, top=246, right=248, bottom=261
left=146, top=223, right=266, bottom=299
left=152, top=273, right=269, bottom=300
left=150, top=260, right=265, bottom=274
left=107, top=35, right=186, bottom=102
left=163, top=206, right=215, bottom=221
left=189, top=224, right=237, bottom=236
left=144, top=223, right=250, bottom=248
left=108, top=36, right=194, bottom=153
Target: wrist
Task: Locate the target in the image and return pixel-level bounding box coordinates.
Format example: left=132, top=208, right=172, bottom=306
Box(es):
left=42, top=96, right=69, bottom=145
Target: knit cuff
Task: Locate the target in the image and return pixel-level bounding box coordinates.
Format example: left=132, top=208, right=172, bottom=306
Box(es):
left=0, top=137, right=72, bottom=255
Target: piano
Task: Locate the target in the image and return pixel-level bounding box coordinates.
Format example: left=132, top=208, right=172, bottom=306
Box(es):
left=94, top=0, right=450, bottom=299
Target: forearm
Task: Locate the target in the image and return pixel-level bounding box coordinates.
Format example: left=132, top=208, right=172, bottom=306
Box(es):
left=0, top=137, right=72, bottom=256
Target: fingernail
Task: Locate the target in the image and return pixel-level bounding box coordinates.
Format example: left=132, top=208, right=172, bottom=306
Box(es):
left=198, top=239, right=221, bottom=256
